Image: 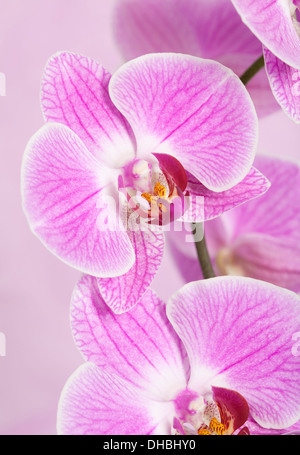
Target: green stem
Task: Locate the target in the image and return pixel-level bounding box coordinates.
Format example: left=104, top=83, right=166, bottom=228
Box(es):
left=192, top=224, right=216, bottom=279
left=193, top=55, right=264, bottom=279
left=240, top=54, right=265, bottom=86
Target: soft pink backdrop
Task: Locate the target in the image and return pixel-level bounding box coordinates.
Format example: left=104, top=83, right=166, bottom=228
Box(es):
left=0, top=0, right=299, bottom=435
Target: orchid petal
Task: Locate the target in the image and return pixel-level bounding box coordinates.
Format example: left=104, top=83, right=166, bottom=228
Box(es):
left=41, top=51, right=135, bottom=166
left=109, top=53, right=258, bottom=192
left=57, top=362, right=172, bottom=435
left=71, top=275, right=188, bottom=400
left=181, top=166, right=270, bottom=223
left=21, top=122, right=135, bottom=277
left=231, top=0, right=300, bottom=69
left=114, top=0, right=278, bottom=117
left=264, top=47, right=300, bottom=123
left=97, top=226, right=164, bottom=314
left=167, top=276, right=300, bottom=429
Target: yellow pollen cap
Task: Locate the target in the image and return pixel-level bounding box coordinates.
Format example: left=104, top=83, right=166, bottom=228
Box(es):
left=141, top=192, right=152, bottom=204
left=209, top=417, right=225, bottom=435
left=154, top=182, right=166, bottom=197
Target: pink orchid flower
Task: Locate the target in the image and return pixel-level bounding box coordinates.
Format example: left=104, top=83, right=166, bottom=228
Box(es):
left=169, top=155, right=300, bottom=292
left=113, top=0, right=279, bottom=117
left=21, top=51, right=266, bottom=313
left=231, top=0, right=300, bottom=123
left=57, top=275, right=300, bottom=435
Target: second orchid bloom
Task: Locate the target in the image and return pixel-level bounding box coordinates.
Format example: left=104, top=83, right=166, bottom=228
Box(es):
left=57, top=275, right=300, bottom=435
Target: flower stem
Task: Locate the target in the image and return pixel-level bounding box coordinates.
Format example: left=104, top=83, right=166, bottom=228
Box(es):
left=192, top=55, right=264, bottom=279
left=240, top=55, right=265, bottom=86
left=192, top=224, right=216, bottom=279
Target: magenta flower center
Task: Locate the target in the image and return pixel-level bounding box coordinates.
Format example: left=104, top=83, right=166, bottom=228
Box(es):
left=173, top=387, right=250, bottom=436
left=120, top=157, right=188, bottom=225
left=173, top=394, right=225, bottom=435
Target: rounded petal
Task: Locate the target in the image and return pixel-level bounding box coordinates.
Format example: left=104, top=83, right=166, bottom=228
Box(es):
left=167, top=276, right=300, bottom=429
left=109, top=53, right=258, bottom=192
left=97, top=226, right=164, bottom=313
left=71, top=275, right=188, bottom=401
left=21, top=122, right=135, bottom=277
left=264, top=47, right=300, bottom=123
left=57, top=362, right=173, bottom=435
left=113, top=0, right=278, bottom=118
left=231, top=0, right=300, bottom=69
left=41, top=51, right=135, bottom=166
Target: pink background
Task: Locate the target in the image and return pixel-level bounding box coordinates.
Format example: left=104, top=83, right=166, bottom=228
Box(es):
left=0, top=0, right=299, bottom=434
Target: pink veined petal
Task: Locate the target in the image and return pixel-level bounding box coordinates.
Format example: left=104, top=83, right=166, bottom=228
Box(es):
left=21, top=122, right=135, bottom=277
left=57, top=362, right=173, bottom=435
left=167, top=276, right=300, bottom=429
left=41, top=51, right=135, bottom=166
left=231, top=0, right=300, bottom=69
left=71, top=275, right=188, bottom=401
left=113, top=0, right=278, bottom=118
left=97, top=226, right=164, bottom=314
left=109, top=53, right=258, bottom=192
left=264, top=46, right=300, bottom=123
left=180, top=166, right=270, bottom=223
